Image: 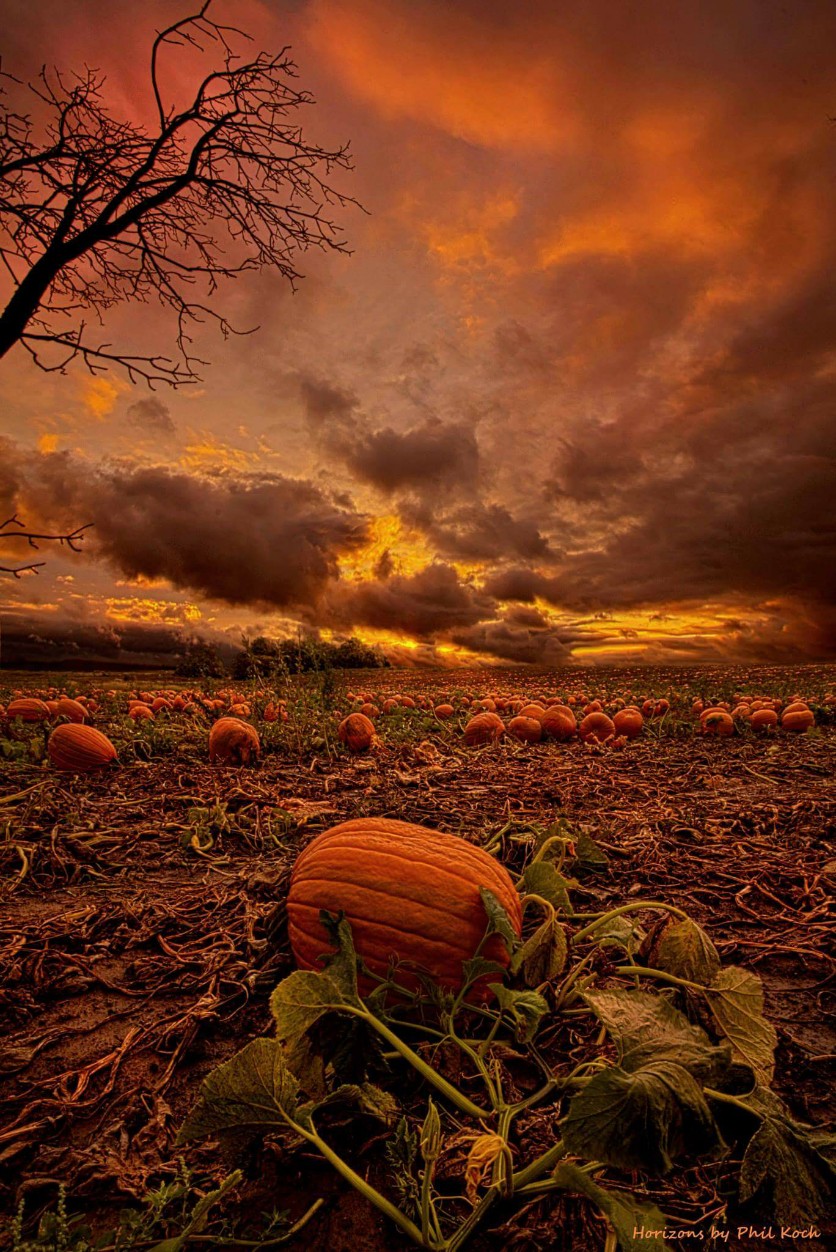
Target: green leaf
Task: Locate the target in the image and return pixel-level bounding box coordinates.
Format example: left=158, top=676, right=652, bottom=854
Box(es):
left=511, top=914, right=567, bottom=986
left=704, top=967, right=777, bottom=1082
left=562, top=1060, right=725, bottom=1174
left=147, top=1173, right=243, bottom=1252
left=461, top=955, right=508, bottom=988
left=177, top=1040, right=299, bottom=1145
left=593, top=915, right=646, bottom=958
left=653, top=918, right=720, bottom=984
left=553, top=1162, right=672, bottom=1252
left=729, top=1086, right=836, bottom=1227
left=576, top=830, right=610, bottom=868
left=490, top=984, right=549, bottom=1043
left=479, top=887, right=520, bottom=954
left=584, top=989, right=731, bottom=1083
left=270, top=969, right=358, bottom=1055
left=521, top=860, right=576, bottom=917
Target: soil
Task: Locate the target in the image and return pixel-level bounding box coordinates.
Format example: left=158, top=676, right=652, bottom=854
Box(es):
left=1, top=665, right=834, bottom=1252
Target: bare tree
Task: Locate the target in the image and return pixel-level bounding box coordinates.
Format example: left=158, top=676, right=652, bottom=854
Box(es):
left=0, top=1, right=355, bottom=387
left=0, top=514, right=91, bottom=576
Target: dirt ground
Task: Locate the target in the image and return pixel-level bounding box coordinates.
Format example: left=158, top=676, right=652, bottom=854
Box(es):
left=1, top=665, right=834, bottom=1251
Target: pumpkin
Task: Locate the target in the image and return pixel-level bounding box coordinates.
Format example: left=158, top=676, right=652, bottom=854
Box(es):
left=209, top=717, right=260, bottom=764
left=434, top=703, right=455, bottom=719
left=463, top=712, right=505, bottom=746
left=781, top=708, right=814, bottom=732
left=287, top=817, right=522, bottom=996
left=229, top=702, right=252, bottom=716
left=583, top=700, right=603, bottom=715
left=360, top=702, right=380, bottom=719
left=48, top=724, right=117, bottom=772
left=129, top=703, right=154, bottom=721
left=507, top=715, right=542, bottom=744
left=6, top=698, right=51, bottom=722
left=701, top=710, right=734, bottom=737
left=750, top=708, right=778, bottom=731
left=382, top=698, right=400, bottom=714
left=339, top=713, right=376, bottom=752
left=540, top=707, right=576, bottom=740
left=613, top=708, right=643, bottom=738
left=55, top=697, right=88, bottom=723
left=518, top=703, right=546, bottom=722
left=399, top=696, right=416, bottom=709
left=579, top=712, right=616, bottom=743
left=151, top=697, right=173, bottom=713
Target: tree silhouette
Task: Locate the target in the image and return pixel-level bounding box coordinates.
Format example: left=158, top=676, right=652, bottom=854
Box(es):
left=0, top=1, right=355, bottom=387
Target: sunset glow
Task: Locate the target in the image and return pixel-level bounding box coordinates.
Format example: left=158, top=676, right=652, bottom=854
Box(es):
left=1, top=0, right=834, bottom=668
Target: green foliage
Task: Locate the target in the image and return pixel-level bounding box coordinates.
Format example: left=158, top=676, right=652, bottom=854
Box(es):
left=174, top=640, right=227, bottom=679
left=232, top=634, right=388, bottom=680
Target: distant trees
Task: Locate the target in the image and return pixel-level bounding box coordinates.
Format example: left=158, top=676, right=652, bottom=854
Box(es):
left=175, top=638, right=227, bottom=678
left=233, top=634, right=388, bottom=680
left=0, top=1, right=355, bottom=386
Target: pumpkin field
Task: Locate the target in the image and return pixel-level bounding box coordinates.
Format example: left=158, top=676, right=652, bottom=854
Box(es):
left=1, top=664, right=834, bottom=1252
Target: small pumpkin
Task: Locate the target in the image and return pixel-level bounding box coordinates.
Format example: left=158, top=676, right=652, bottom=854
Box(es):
left=540, top=707, right=576, bottom=740
left=434, top=703, right=455, bottom=720
left=701, top=709, right=734, bottom=737
left=48, top=724, right=117, bottom=772
left=613, top=707, right=643, bottom=739
left=579, top=712, right=616, bottom=743
left=507, top=715, right=542, bottom=744
left=129, top=703, right=154, bottom=721
left=463, top=712, right=505, bottom=746
left=338, top=713, right=376, bottom=752
left=781, top=708, right=814, bottom=732
left=287, top=817, right=522, bottom=996
left=209, top=716, right=260, bottom=764
left=55, top=697, right=88, bottom=723
left=750, top=708, right=778, bottom=731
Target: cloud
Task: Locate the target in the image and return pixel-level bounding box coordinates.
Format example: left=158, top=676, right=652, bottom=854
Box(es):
left=327, top=562, right=491, bottom=637
left=6, top=443, right=370, bottom=612
left=126, top=397, right=176, bottom=436
left=344, top=419, right=480, bottom=493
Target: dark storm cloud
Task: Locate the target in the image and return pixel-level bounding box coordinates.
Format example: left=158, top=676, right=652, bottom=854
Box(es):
left=9, top=446, right=369, bottom=610
left=451, top=620, right=585, bottom=666
left=343, top=419, right=480, bottom=493
left=126, top=397, right=176, bottom=436
left=416, top=502, right=552, bottom=562
left=329, top=562, right=491, bottom=637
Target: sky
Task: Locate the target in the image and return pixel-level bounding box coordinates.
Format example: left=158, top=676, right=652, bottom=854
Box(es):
left=1, top=0, right=835, bottom=668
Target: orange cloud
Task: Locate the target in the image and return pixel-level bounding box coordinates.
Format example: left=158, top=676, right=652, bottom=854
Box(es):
left=304, top=0, right=578, bottom=151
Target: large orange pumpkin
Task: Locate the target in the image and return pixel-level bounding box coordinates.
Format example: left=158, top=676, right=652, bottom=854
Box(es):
left=287, top=817, right=522, bottom=995
left=6, top=698, right=50, bottom=723
left=463, top=712, right=505, bottom=746
left=701, top=709, right=734, bottom=737
left=750, top=708, right=778, bottom=732
left=48, top=724, right=117, bottom=772
left=782, top=708, right=815, bottom=732
left=209, top=717, right=260, bottom=764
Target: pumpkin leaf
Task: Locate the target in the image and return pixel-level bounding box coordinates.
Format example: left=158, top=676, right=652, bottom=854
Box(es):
left=722, top=1085, right=836, bottom=1227
left=704, top=967, right=777, bottom=1082
left=479, top=887, right=519, bottom=954
left=270, top=916, right=364, bottom=1060
left=593, top=915, right=646, bottom=958
left=584, top=989, right=731, bottom=1083
left=511, top=915, right=567, bottom=987
left=575, top=830, right=610, bottom=868
left=489, top=985, right=549, bottom=1043
left=177, top=1039, right=300, bottom=1145
left=562, top=1060, right=725, bottom=1174
left=461, top=956, right=508, bottom=988
left=552, top=1162, right=672, bottom=1252
left=653, top=918, right=720, bottom=984
left=521, top=860, right=576, bottom=917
